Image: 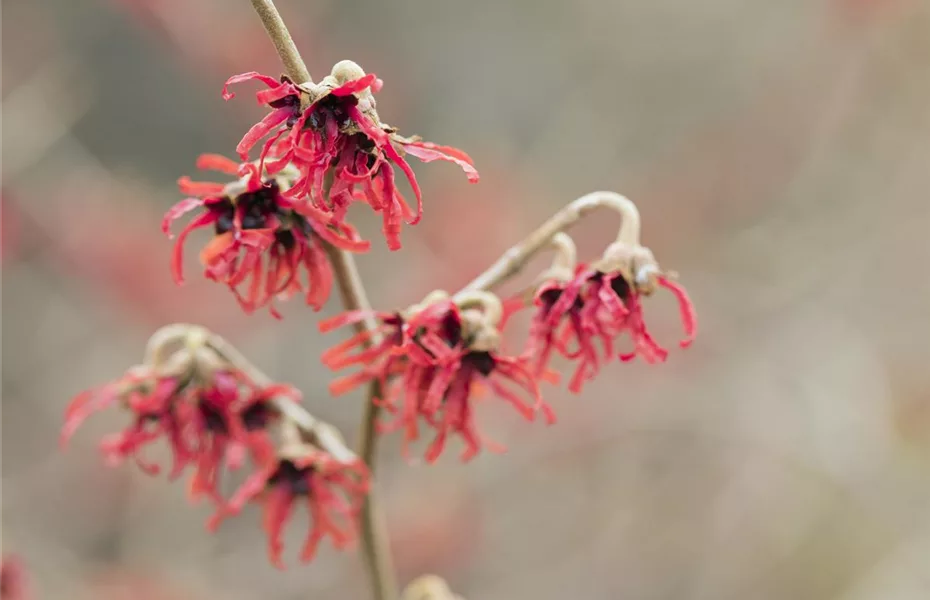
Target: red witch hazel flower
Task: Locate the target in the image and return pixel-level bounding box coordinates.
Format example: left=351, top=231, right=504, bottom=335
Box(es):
left=527, top=238, right=696, bottom=393
left=61, top=325, right=293, bottom=504
left=63, top=324, right=369, bottom=568
left=164, top=153, right=369, bottom=318
left=210, top=423, right=369, bottom=569
left=223, top=60, right=479, bottom=250
left=320, top=291, right=555, bottom=463
left=184, top=372, right=295, bottom=504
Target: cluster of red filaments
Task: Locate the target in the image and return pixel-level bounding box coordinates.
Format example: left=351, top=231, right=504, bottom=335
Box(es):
left=525, top=242, right=697, bottom=393
left=61, top=328, right=368, bottom=568
left=164, top=154, right=368, bottom=317
left=165, top=60, right=477, bottom=316
left=320, top=293, right=555, bottom=462
left=318, top=234, right=697, bottom=459
left=224, top=61, right=478, bottom=250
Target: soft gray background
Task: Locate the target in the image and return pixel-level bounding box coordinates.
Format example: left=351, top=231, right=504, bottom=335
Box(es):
left=3, top=0, right=930, bottom=599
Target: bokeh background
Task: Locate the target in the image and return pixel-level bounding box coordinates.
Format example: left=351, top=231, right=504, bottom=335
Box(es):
left=3, top=0, right=930, bottom=598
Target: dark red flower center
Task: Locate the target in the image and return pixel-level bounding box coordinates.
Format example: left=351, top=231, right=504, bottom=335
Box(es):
left=200, top=401, right=226, bottom=431
left=439, top=311, right=463, bottom=346
left=214, top=202, right=235, bottom=234
left=608, top=273, right=631, bottom=300
left=308, top=94, right=358, bottom=133
left=211, top=183, right=281, bottom=234
left=242, top=403, right=272, bottom=430
left=269, top=93, right=300, bottom=111
left=269, top=92, right=302, bottom=127
left=139, top=412, right=163, bottom=423
left=241, top=184, right=280, bottom=229
left=541, top=286, right=583, bottom=313
left=463, top=351, right=496, bottom=376
left=538, top=287, right=562, bottom=306
left=384, top=313, right=405, bottom=343
left=199, top=399, right=271, bottom=433
left=210, top=182, right=317, bottom=251
left=274, top=228, right=298, bottom=250
left=411, top=309, right=465, bottom=357
left=268, top=460, right=313, bottom=495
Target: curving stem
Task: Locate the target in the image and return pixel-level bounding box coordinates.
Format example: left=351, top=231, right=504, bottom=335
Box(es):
left=547, top=232, right=578, bottom=273
left=246, top=2, right=396, bottom=598
left=249, top=0, right=314, bottom=86
left=143, top=323, right=199, bottom=366
left=454, top=290, right=504, bottom=327
left=458, top=191, right=642, bottom=294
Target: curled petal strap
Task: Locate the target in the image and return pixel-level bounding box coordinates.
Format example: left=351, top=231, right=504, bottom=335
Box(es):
left=262, top=485, right=295, bottom=570
left=237, top=107, right=293, bottom=159
left=195, top=153, right=241, bottom=175
left=162, top=198, right=204, bottom=236
left=401, top=141, right=480, bottom=183
left=177, top=177, right=225, bottom=197
left=331, top=73, right=378, bottom=97
left=658, top=276, right=697, bottom=348
left=304, top=218, right=371, bottom=253
left=171, top=211, right=219, bottom=284
left=319, top=310, right=394, bottom=333
left=222, top=71, right=283, bottom=101
left=382, top=143, right=423, bottom=226
left=255, top=83, right=299, bottom=106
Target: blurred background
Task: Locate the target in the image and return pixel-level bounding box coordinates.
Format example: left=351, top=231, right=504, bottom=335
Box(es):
left=3, top=0, right=930, bottom=598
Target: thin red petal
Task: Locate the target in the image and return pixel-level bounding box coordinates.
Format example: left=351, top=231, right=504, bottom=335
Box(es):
left=318, top=310, right=386, bottom=333
left=383, top=143, right=423, bottom=226
left=171, top=212, right=219, bottom=284
left=222, top=71, right=281, bottom=101
left=195, top=154, right=241, bottom=175
left=304, top=218, right=371, bottom=253
left=330, top=73, right=377, bottom=97
left=263, top=485, right=295, bottom=570
left=177, top=177, right=225, bottom=197
left=255, top=84, right=298, bottom=106
left=161, top=198, right=204, bottom=236
left=236, top=108, right=292, bottom=159
left=658, top=276, right=697, bottom=348
left=401, top=141, right=480, bottom=183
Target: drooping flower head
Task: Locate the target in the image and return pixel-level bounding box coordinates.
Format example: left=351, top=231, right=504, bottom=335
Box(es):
left=211, top=425, right=369, bottom=569
left=184, top=372, right=297, bottom=504
left=223, top=61, right=479, bottom=250
left=320, top=292, right=555, bottom=463
left=528, top=240, right=696, bottom=392
left=61, top=326, right=294, bottom=504
left=62, top=361, right=191, bottom=477
left=164, top=153, right=369, bottom=317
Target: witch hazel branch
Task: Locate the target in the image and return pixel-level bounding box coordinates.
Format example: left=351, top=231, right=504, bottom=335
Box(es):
left=60, top=1, right=696, bottom=598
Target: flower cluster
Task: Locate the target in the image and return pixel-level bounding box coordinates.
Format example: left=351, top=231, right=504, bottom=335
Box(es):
left=211, top=435, right=369, bottom=569
left=164, top=154, right=369, bottom=318
left=525, top=240, right=696, bottom=392
left=320, top=292, right=555, bottom=462
left=166, top=61, right=477, bottom=317
left=224, top=61, right=479, bottom=251
left=61, top=326, right=368, bottom=568
left=62, top=0, right=703, bottom=582
left=319, top=224, right=696, bottom=460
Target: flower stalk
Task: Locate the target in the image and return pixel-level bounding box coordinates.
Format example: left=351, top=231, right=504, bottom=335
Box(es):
left=456, top=191, right=643, bottom=296
left=246, top=1, right=396, bottom=598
